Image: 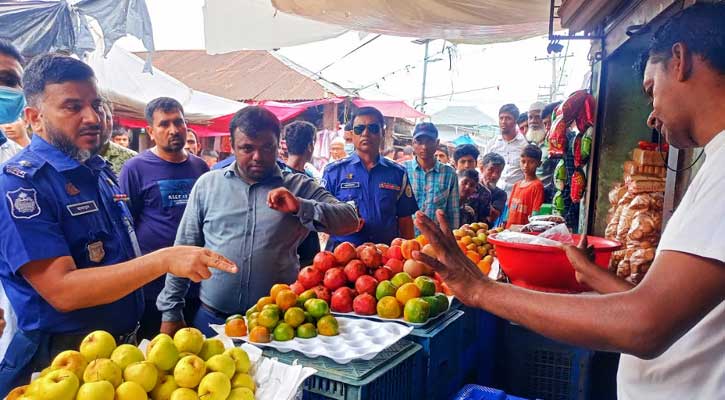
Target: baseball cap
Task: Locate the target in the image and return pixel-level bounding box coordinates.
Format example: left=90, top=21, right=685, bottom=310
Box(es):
left=413, top=122, right=438, bottom=140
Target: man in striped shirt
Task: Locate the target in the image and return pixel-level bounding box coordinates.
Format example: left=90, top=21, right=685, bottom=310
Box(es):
left=404, top=123, right=460, bottom=233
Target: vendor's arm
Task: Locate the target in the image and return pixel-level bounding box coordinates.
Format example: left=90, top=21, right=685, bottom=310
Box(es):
left=413, top=211, right=725, bottom=359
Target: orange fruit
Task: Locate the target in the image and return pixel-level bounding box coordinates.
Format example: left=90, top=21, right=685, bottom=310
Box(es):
left=395, top=282, right=421, bottom=306
left=316, top=315, right=339, bottom=336
left=270, top=283, right=291, bottom=301
left=477, top=260, right=491, bottom=275
left=225, top=318, right=247, bottom=337
left=404, top=298, right=431, bottom=323
left=466, top=251, right=481, bottom=264
left=275, top=289, right=298, bottom=311
left=460, top=236, right=473, bottom=245
left=256, top=296, right=274, bottom=310
left=483, top=255, right=494, bottom=265
left=248, top=326, right=271, bottom=343
left=400, top=240, right=421, bottom=260
left=376, top=296, right=402, bottom=318
left=415, top=235, right=428, bottom=247
left=457, top=242, right=467, bottom=252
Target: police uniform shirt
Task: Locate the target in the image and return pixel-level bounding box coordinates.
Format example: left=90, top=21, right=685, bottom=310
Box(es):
left=0, top=136, right=143, bottom=335
left=322, top=153, right=418, bottom=246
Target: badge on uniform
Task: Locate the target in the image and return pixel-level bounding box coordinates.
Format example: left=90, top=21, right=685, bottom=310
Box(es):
left=379, top=182, right=401, bottom=191
left=67, top=200, right=99, bottom=216
left=87, top=241, right=105, bottom=263
left=346, top=173, right=354, bottom=179
left=65, top=182, right=80, bottom=196
left=6, top=187, right=41, bottom=219
left=406, top=184, right=413, bottom=198
left=341, top=182, right=361, bottom=189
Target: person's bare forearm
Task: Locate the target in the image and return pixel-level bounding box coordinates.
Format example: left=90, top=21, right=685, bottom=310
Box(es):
left=582, top=265, right=635, bottom=294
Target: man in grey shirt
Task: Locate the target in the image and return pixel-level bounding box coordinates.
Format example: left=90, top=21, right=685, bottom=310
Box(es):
left=158, top=106, right=359, bottom=336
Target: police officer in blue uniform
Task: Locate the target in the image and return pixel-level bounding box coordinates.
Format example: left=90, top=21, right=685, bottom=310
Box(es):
left=322, top=107, right=418, bottom=248
left=0, top=54, right=236, bottom=395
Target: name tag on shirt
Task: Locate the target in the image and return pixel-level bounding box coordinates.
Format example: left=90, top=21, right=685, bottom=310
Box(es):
left=341, top=182, right=361, bottom=189
left=379, top=183, right=400, bottom=191
left=67, top=200, right=99, bottom=216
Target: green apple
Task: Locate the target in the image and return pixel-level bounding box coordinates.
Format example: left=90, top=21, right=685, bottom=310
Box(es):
left=197, top=339, right=225, bottom=361
left=205, top=354, right=235, bottom=379
left=147, top=337, right=180, bottom=371
left=150, top=375, right=178, bottom=400
left=83, top=358, right=122, bottom=388
left=224, top=348, right=251, bottom=374
left=115, top=381, right=148, bottom=400
left=197, top=372, right=231, bottom=400
left=173, top=328, right=204, bottom=355
left=75, top=381, right=115, bottom=400
left=230, top=372, right=255, bottom=393
left=110, top=344, right=145, bottom=370
left=170, top=388, right=198, bottom=400
left=227, top=387, right=255, bottom=400
left=32, top=369, right=79, bottom=400
left=50, top=350, right=88, bottom=379
left=173, top=355, right=206, bottom=389
left=123, top=361, right=158, bottom=392
left=151, top=333, right=173, bottom=343
left=79, top=330, right=117, bottom=362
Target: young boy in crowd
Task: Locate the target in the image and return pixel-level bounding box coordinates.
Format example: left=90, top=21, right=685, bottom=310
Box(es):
left=505, top=144, right=544, bottom=228
left=457, top=169, right=485, bottom=225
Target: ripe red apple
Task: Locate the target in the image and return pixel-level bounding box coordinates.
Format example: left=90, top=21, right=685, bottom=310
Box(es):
left=353, top=293, right=377, bottom=315
left=385, top=258, right=404, bottom=274
left=344, top=260, right=367, bottom=283
left=390, top=238, right=404, bottom=247
left=290, top=281, right=305, bottom=295
left=387, top=245, right=403, bottom=261
left=313, top=251, right=337, bottom=272
left=331, top=287, right=356, bottom=313
left=298, top=266, right=324, bottom=289
left=359, top=246, right=382, bottom=268
left=373, top=266, right=393, bottom=282
left=334, top=242, right=357, bottom=264
left=323, top=267, right=347, bottom=291
left=312, top=285, right=331, bottom=303
left=354, top=275, right=378, bottom=296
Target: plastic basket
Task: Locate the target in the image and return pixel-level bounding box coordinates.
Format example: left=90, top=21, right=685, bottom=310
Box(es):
left=451, top=384, right=530, bottom=400
left=408, top=309, right=465, bottom=399
left=262, top=339, right=423, bottom=400
left=452, top=301, right=502, bottom=386
left=501, top=323, right=592, bottom=400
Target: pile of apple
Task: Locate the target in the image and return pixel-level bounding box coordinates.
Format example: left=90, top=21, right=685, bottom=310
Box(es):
left=453, top=222, right=501, bottom=276
left=282, top=238, right=450, bottom=323
left=7, top=329, right=255, bottom=400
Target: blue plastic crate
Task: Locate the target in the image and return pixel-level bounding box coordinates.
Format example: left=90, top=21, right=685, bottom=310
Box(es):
left=262, top=339, right=422, bottom=400
left=452, top=302, right=502, bottom=386
left=408, top=309, right=465, bottom=399
left=451, top=384, right=530, bottom=400
left=501, top=323, right=593, bottom=400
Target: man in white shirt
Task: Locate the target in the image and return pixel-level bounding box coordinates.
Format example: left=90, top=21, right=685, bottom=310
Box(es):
left=486, top=103, right=529, bottom=196
left=413, top=4, right=725, bottom=399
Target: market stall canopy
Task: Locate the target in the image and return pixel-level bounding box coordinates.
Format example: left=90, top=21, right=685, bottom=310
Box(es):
left=0, top=0, right=155, bottom=70
left=204, top=0, right=559, bottom=52
left=430, top=106, right=496, bottom=127
left=351, top=99, right=426, bottom=119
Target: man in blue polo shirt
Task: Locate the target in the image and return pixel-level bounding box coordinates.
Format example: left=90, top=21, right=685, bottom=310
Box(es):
left=322, top=106, right=418, bottom=247
left=0, top=54, right=235, bottom=395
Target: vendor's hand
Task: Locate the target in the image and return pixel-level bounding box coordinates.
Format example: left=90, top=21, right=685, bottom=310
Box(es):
left=356, top=218, right=365, bottom=232
left=488, top=207, right=501, bottom=222
left=267, top=187, right=300, bottom=214
left=0, top=308, right=5, bottom=335
left=160, top=320, right=186, bottom=336
left=561, top=235, right=597, bottom=285
left=157, top=246, right=237, bottom=282
left=412, top=210, right=489, bottom=307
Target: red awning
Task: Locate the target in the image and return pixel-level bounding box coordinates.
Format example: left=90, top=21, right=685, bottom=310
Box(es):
left=352, top=99, right=426, bottom=119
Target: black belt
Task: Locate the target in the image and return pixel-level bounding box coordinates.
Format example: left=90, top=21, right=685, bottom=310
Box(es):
left=49, top=322, right=140, bottom=350
left=200, top=301, right=231, bottom=320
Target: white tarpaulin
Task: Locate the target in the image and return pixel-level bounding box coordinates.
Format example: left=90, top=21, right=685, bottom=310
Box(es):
left=204, top=0, right=557, bottom=52
left=85, top=43, right=244, bottom=124
left=203, top=0, right=347, bottom=54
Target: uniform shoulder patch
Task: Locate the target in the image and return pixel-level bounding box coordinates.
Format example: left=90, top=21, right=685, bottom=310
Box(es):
left=6, top=187, right=41, bottom=219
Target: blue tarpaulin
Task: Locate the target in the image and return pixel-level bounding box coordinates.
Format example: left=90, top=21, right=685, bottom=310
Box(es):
left=452, top=134, right=476, bottom=146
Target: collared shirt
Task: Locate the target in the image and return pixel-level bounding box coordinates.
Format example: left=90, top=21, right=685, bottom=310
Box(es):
left=99, top=141, right=137, bottom=175
left=403, top=157, right=459, bottom=231
left=0, top=136, right=21, bottom=165
left=322, top=152, right=419, bottom=247
left=485, top=133, right=529, bottom=196
left=157, top=162, right=358, bottom=321
left=0, top=136, right=143, bottom=335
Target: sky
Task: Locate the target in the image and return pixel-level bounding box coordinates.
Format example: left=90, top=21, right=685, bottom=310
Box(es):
left=118, top=0, right=593, bottom=120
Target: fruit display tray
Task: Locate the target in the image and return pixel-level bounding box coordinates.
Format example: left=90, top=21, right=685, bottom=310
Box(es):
left=330, top=295, right=455, bottom=327
left=210, top=317, right=413, bottom=364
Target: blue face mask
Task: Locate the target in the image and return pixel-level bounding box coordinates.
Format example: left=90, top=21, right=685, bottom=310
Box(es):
left=0, top=87, right=26, bottom=125
left=344, top=143, right=354, bottom=155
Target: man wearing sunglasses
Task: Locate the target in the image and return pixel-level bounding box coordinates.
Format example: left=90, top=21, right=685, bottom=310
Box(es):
left=322, top=107, right=418, bottom=248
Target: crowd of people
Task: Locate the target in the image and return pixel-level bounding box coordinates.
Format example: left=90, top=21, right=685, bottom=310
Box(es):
left=0, top=3, right=722, bottom=398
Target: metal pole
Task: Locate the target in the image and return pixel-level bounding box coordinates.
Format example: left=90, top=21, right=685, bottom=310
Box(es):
left=420, top=40, right=430, bottom=113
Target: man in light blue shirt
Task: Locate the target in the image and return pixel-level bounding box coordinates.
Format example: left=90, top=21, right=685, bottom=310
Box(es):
left=158, top=106, right=359, bottom=337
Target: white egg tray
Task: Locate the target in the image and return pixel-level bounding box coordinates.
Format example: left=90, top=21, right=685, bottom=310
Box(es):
left=210, top=317, right=413, bottom=364
left=331, top=295, right=455, bottom=327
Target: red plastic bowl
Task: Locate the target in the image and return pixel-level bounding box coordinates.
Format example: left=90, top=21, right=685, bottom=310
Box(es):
left=488, top=234, right=620, bottom=293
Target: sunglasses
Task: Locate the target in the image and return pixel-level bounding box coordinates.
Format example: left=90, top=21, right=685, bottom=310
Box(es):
left=353, top=123, right=382, bottom=135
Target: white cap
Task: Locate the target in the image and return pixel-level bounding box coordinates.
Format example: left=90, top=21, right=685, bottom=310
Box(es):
left=529, top=101, right=546, bottom=113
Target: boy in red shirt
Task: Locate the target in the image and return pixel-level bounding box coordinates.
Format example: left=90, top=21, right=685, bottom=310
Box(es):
left=506, top=144, right=544, bottom=228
